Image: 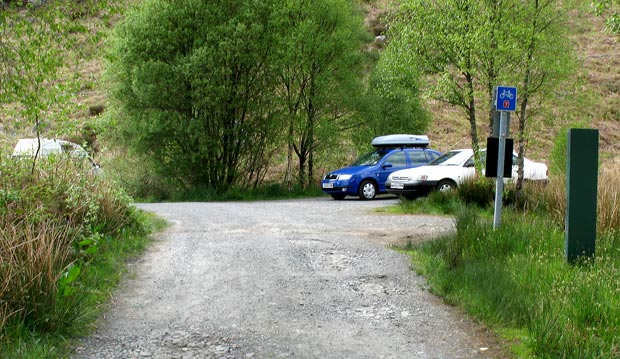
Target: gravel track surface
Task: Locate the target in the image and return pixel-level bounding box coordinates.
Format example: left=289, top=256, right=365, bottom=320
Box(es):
left=71, top=197, right=506, bottom=359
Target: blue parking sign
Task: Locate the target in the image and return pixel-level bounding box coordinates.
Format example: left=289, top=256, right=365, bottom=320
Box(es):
left=495, top=86, right=517, bottom=112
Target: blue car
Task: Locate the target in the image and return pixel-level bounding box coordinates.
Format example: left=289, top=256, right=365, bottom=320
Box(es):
left=321, top=135, right=441, bottom=200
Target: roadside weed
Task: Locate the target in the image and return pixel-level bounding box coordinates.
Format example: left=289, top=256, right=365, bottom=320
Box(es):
left=0, top=157, right=152, bottom=358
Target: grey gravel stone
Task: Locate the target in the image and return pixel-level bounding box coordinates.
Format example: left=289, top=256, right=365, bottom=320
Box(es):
left=71, top=197, right=504, bottom=359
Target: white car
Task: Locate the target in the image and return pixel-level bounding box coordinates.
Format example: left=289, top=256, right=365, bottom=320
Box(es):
left=12, top=138, right=89, bottom=158
left=11, top=138, right=102, bottom=173
left=386, top=148, right=548, bottom=196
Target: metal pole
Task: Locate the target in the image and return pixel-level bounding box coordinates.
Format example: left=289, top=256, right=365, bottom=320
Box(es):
left=493, top=111, right=507, bottom=229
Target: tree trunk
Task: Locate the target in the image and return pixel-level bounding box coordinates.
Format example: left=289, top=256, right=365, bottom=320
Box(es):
left=31, top=112, right=41, bottom=177
left=465, top=73, right=481, bottom=167
left=307, top=112, right=315, bottom=189
left=298, top=153, right=307, bottom=189
left=516, top=77, right=530, bottom=198
left=302, top=72, right=317, bottom=189
left=284, top=120, right=294, bottom=190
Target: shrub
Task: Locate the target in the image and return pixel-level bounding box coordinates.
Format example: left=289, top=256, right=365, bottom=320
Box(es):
left=0, top=156, right=145, bottom=337
left=101, top=149, right=174, bottom=201
left=457, top=176, right=495, bottom=208
left=398, top=189, right=463, bottom=216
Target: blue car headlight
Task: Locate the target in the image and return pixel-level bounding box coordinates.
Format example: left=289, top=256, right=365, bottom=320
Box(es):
left=338, top=174, right=352, bottom=181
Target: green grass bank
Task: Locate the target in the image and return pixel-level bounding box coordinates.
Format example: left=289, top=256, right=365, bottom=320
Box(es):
left=398, top=174, right=620, bottom=359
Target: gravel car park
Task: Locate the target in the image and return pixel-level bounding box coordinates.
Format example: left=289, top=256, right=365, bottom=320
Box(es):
left=71, top=199, right=504, bottom=359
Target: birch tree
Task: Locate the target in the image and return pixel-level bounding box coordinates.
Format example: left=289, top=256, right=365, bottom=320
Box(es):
left=271, top=0, right=367, bottom=188
left=389, top=0, right=575, bottom=192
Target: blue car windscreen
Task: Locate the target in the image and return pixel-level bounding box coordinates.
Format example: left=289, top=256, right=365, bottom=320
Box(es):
left=351, top=149, right=390, bottom=166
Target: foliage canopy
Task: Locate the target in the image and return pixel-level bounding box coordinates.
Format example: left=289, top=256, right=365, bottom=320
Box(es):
left=107, top=0, right=375, bottom=193
left=269, top=0, right=368, bottom=188
left=388, top=0, right=575, bottom=192
left=355, top=42, right=432, bottom=148
left=592, top=0, right=620, bottom=34
left=107, top=0, right=282, bottom=192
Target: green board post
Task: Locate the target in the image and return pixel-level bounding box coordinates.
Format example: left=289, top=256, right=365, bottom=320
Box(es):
left=565, top=129, right=599, bottom=264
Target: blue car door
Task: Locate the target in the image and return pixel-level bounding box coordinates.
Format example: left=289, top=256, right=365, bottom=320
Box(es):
left=376, top=151, right=408, bottom=191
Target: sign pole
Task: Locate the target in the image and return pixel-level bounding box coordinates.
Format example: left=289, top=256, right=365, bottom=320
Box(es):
left=492, top=85, right=516, bottom=230
left=493, top=111, right=507, bottom=229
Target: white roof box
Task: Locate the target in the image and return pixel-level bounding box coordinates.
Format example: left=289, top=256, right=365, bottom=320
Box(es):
left=371, top=134, right=430, bottom=148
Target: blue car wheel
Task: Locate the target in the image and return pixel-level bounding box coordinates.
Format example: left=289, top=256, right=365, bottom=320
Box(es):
left=358, top=180, right=377, bottom=200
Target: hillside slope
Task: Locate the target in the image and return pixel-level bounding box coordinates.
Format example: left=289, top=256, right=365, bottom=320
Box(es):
left=421, top=6, right=620, bottom=163
left=363, top=1, right=620, bottom=163
left=2, top=1, right=618, bottom=167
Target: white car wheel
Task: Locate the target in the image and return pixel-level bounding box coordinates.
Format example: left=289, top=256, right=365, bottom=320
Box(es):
left=436, top=179, right=457, bottom=193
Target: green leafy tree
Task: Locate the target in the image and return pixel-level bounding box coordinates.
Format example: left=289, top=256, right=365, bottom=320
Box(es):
left=390, top=0, right=488, bottom=163
left=355, top=43, right=431, bottom=148
left=593, top=0, right=620, bottom=34
left=510, top=0, right=575, bottom=191
left=389, top=0, right=575, bottom=192
left=270, top=0, right=367, bottom=189
left=0, top=1, right=74, bottom=172
left=107, top=0, right=281, bottom=193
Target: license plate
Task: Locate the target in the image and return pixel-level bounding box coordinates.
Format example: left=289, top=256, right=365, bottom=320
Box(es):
left=322, top=182, right=334, bottom=189
left=391, top=183, right=404, bottom=190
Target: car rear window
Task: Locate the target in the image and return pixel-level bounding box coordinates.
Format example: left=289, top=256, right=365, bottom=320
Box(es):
left=410, top=151, right=429, bottom=164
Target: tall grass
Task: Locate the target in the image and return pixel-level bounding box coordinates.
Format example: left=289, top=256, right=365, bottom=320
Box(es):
left=401, top=163, right=620, bottom=232
left=534, top=163, right=620, bottom=232
left=0, top=220, right=76, bottom=333
left=596, top=164, right=620, bottom=231
left=411, top=209, right=620, bottom=358
left=405, top=164, right=620, bottom=358
left=0, top=157, right=150, bottom=353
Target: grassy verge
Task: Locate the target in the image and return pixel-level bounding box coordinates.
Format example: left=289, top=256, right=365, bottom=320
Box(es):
left=0, top=157, right=164, bottom=359
left=397, top=174, right=620, bottom=359
left=407, top=210, right=619, bottom=358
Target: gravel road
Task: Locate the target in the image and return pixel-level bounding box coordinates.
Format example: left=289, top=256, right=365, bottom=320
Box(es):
left=71, top=197, right=506, bottom=359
